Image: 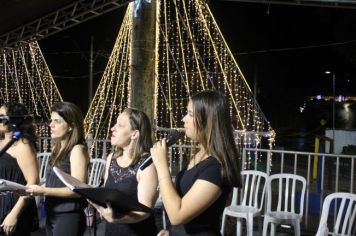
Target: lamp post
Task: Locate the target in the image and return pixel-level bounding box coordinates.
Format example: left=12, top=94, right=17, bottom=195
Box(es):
left=325, top=70, right=336, bottom=153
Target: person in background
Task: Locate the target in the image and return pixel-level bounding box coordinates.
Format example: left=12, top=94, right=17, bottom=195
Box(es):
left=0, top=102, right=39, bottom=236
left=90, top=108, right=158, bottom=236
left=151, top=90, right=242, bottom=236
left=27, top=101, right=89, bottom=236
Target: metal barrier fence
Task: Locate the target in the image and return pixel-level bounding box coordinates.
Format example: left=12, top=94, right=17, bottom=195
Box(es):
left=37, top=137, right=114, bottom=160
left=243, top=148, right=356, bottom=231
left=37, top=137, right=356, bottom=232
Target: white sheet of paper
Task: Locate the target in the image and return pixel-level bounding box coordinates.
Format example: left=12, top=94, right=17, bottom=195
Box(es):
left=53, top=166, right=92, bottom=190
left=0, top=179, right=28, bottom=191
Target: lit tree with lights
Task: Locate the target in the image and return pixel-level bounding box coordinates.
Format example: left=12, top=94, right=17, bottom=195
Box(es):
left=85, top=0, right=274, bottom=165
left=0, top=41, right=62, bottom=146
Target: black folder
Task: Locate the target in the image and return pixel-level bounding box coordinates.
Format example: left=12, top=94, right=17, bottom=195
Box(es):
left=53, top=167, right=152, bottom=213
left=74, top=187, right=152, bottom=213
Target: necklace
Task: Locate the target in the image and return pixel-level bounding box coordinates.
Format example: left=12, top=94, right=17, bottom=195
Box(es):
left=188, top=150, right=208, bottom=168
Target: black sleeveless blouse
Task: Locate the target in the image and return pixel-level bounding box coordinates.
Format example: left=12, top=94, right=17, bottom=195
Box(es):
left=104, top=154, right=157, bottom=236
left=45, top=155, right=87, bottom=213
left=0, top=153, right=38, bottom=235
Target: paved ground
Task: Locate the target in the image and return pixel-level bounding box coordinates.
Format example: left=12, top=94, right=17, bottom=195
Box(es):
left=31, top=220, right=106, bottom=236
left=31, top=215, right=105, bottom=236
left=31, top=208, right=165, bottom=236
left=30, top=207, right=315, bottom=235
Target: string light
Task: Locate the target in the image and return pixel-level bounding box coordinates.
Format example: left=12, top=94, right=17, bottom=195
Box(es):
left=85, top=0, right=275, bottom=164
left=0, top=41, right=62, bottom=143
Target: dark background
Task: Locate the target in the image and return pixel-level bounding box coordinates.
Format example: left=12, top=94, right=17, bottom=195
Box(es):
left=35, top=1, right=356, bottom=149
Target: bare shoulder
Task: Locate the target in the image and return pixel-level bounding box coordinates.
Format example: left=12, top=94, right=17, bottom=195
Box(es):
left=106, top=152, right=113, bottom=162
left=138, top=160, right=157, bottom=182
left=70, top=144, right=89, bottom=160
left=13, top=139, right=36, bottom=158
left=72, top=144, right=87, bottom=152
left=71, top=144, right=88, bottom=153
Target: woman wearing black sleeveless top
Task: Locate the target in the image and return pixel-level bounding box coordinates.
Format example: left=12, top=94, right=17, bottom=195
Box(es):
left=0, top=102, right=39, bottom=236
left=90, top=108, right=158, bottom=236
left=151, top=90, right=242, bottom=236
left=27, top=102, right=89, bottom=236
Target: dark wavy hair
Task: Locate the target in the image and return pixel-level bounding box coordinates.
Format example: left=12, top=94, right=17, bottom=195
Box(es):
left=191, top=90, right=241, bottom=187
left=50, top=102, right=87, bottom=165
left=2, top=102, right=37, bottom=149
left=113, top=108, right=153, bottom=166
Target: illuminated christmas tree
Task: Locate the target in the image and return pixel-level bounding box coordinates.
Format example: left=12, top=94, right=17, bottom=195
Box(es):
left=0, top=41, right=62, bottom=146
left=85, top=1, right=274, bottom=162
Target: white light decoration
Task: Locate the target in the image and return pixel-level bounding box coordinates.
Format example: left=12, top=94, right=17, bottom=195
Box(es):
left=0, top=41, right=63, bottom=149
left=84, top=4, right=133, bottom=156
left=85, top=0, right=275, bottom=167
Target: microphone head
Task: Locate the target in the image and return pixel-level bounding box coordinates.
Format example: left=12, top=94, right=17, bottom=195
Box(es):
left=166, top=129, right=184, bottom=147
left=139, top=130, right=184, bottom=171
left=12, top=131, right=22, bottom=139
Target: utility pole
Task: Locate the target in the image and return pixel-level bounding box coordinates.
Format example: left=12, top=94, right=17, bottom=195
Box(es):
left=325, top=70, right=336, bottom=153
left=89, top=36, right=94, bottom=106
left=332, top=72, right=336, bottom=153
left=130, top=0, right=156, bottom=125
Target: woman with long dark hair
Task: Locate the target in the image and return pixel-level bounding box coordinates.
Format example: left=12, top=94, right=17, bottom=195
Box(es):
left=28, top=101, right=89, bottom=236
left=0, top=102, right=39, bottom=235
left=151, top=90, right=241, bottom=236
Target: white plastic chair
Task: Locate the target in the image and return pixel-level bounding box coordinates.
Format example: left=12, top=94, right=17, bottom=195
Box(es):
left=155, top=194, right=167, bottom=229
left=36, top=152, right=51, bottom=184
left=35, top=152, right=51, bottom=210
left=86, top=158, right=106, bottom=228
left=154, top=176, right=175, bottom=230
left=262, top=173, right=306, bottom=236
left=315, top=192, right=356, bottom=236
left=221, top=170, right=268, bottom=236
left=88, top=158, right=106, bottom=187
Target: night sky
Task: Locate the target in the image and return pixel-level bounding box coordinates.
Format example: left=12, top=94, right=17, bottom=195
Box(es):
left=38, top=1, right=356, bottom=143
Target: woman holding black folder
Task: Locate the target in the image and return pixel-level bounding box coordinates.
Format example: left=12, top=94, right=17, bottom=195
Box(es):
left=27, top=102, right=89, bottom=236
left=150, top=90, right=242, bottom=236
left=0, top=102, right=39, bottom=236
left=91, top=108, right=158, bottom=236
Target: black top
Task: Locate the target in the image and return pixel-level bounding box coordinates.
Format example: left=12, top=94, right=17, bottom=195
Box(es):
left=0, top=152, right=38, bottom=234
left=73, top=187, right=152, bottom=213
left=45, top=155, right=87, bottom=213
left=104, top=154, right=157, bottom=236
left=170, top=156, right=230, bottom=236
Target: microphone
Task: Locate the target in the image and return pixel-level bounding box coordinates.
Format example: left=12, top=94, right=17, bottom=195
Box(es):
left=0, top=131, right=22, bottom=158
left=139, top=129, right=183, bottom=170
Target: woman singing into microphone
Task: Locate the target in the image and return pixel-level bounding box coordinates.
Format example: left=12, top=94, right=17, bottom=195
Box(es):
left=0, top=102, right=39, bottom=236
left=151, top=90, right=242, bottom=236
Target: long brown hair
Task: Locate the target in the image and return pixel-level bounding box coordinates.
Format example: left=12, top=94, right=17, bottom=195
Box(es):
left=191, top=90, right=241, bottom=187
left=50, top=102, right=87, bottom=165
left=112, top=108, right=153, bottom=166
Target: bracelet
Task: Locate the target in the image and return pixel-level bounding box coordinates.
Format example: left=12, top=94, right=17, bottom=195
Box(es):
left=159, top=176, right=171, bottom=182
